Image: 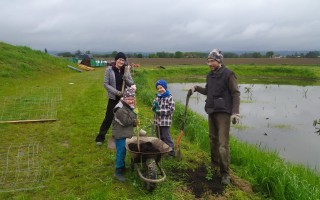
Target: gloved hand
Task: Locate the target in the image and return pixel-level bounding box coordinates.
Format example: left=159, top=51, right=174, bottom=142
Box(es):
left=117, top=91, right=123, bottom=97
left=231, top=114, right=240, bottom=124
left=135, top=119, right=140, bottom=126
left=152, top=101, right=160, bottom=114
left=189, top=86, right=197, bottom=95
left=139, top=129, right=147, bottom=136
left=131, top=84, right=136, bottom=90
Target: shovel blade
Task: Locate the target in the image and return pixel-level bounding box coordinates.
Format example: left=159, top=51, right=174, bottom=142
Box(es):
left=176, top=146, right=182, bottom=161
left=107, top=137, right=116, bottom=149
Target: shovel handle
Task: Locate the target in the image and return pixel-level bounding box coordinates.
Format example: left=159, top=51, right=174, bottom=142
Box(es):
left=175, top=130, right=184, bottom=149
left=121, top=66, right=128, bottom=93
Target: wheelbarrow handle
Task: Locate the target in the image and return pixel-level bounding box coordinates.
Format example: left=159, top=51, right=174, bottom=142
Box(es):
left=134, top=162, right=166, bottom=183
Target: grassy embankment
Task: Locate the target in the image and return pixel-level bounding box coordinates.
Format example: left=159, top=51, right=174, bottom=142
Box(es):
left=1, top=42, right=320, bottom=199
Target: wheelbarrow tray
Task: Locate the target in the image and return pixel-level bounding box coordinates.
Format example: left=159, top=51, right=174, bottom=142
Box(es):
left=126, top=136, right=172, bottom=161
left=126, top=136, right=172, bottom=185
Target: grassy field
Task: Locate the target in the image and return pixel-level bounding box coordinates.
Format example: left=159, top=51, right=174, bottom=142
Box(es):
left=1, top=42, right=320, bottom=199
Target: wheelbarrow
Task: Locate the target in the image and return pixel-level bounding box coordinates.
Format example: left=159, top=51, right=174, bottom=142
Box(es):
left=126, top=136, right=172, bottom=191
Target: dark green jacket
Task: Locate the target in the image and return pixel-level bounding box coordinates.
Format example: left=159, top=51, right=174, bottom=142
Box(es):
left=112, top=101, right=137, bottom=139
left=196, top=65, right=240, bottom=115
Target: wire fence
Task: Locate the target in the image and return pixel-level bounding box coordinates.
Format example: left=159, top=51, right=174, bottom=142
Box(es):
left=0, top=143, right=50, bottom=192
left=0, top=87, right=62, bottom=122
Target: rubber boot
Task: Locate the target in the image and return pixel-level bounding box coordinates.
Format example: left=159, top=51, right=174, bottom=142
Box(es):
left=114, top=168, right=126, bottom=182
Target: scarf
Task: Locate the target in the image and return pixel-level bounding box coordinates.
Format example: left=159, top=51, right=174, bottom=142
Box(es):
left=157, top=90, right=171, bottom=98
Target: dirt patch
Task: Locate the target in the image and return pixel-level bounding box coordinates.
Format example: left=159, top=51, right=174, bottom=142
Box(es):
left=170, top=165, right=253, bottom=199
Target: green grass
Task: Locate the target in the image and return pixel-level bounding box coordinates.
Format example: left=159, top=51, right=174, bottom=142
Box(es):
left=1, top=42, right=320, bottom=199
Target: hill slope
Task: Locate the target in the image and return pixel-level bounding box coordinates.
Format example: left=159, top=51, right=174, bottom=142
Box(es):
left=0, top=41, right=73, bottom=79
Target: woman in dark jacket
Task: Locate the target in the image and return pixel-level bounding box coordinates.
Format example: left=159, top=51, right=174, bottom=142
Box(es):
left=95, top=52, right=134, bottom=145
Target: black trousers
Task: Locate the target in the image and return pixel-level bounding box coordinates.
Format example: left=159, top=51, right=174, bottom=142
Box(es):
left=95, top=97, right=120, bottom=142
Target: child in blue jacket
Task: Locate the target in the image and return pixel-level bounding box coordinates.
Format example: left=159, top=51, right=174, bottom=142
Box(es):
left=152, top=80, right=175, bottom=157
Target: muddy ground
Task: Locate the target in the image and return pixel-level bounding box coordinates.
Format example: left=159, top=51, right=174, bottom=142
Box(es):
left=170, top=165, right=253, bottom=199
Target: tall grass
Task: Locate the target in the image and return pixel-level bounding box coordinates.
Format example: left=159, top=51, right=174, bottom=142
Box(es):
left=231, top=139, right=320, bottom=199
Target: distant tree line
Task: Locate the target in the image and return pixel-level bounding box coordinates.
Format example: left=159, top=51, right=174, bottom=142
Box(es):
left=57, top=50, right=320, bottom=58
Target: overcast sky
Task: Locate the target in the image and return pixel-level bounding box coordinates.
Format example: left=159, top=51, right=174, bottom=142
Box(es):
left=1, top=0, right=320, bottom=53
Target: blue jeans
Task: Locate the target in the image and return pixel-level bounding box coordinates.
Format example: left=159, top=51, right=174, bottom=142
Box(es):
left=115, top=138, right=126, bottom=169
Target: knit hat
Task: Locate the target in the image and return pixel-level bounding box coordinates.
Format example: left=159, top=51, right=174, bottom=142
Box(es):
left=156, top=80, right=167, bottom=90
left=115, top=52, right=127, bottom=61
left=123, top=86, right=135, bottom=98
left=207, top=49, right=223, bottom=63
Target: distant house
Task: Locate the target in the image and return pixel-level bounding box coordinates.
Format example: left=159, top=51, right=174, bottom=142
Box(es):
left=78, top=54, right=93, bottom=67
left=72, top=54, right=107, bottom=67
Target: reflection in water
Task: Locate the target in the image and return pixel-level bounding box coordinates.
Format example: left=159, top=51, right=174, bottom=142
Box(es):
left=244, top=85, right=254, bottom=101
left=170, top=83, right=320, bottom=171
left=313, top=119, right=320, bottom=135
left=302, top=88, right=308, bottom=99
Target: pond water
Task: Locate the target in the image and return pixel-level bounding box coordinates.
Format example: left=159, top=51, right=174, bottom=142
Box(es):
left=170, top=83, right=320, bottom=171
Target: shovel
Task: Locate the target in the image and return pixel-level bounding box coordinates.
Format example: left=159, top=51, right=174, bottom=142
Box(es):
left=175, top=89, right=192, bottom=161
left=107, top=136, right=116, bottom=149
left=107, top=65, right=129, bottom=150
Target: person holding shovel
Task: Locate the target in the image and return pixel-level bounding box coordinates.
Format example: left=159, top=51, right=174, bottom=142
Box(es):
left=152, top=80, right=175, bottom=157
left=95, top=52, right=134, bottom=146
left=190, top=49, right=240, bottom=185
left=112, top=86, right=138, bottom=181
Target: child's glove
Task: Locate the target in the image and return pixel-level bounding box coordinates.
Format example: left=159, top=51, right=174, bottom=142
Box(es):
left=135, top=119, right=140, bottom=126
left=139, top=129, right=147, bottom=136
left=133, top=107, right=139, bottom=115
left=152, top=102, right=160, bottom=114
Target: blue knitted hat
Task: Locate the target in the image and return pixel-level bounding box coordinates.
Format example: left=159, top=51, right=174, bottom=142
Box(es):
left=156, top=80, right=167, bottom=90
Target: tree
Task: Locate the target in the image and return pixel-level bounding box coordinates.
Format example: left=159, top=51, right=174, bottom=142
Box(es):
left=174, top=51, right=183, bottom=58
left=305, top=51, right=320, bottom=58
left=156, top=51, right=167, bottom=58
left=252, top=52, right=262, bottom=58
left=223, top=52, right=239, bottom=58
left=74, top=50, right=82, bottom=57
left=266, top=51, right=274, bottom=58
left=111, top=51, right=118, bottom=58
left=148, top=53, right=158, bottom=58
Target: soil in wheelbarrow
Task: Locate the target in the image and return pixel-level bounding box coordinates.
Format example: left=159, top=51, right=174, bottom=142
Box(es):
left=128, top=142, right=160, bottom=153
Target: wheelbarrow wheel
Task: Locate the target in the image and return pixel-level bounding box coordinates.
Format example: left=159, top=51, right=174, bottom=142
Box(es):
left=145, top=158, right=157, bottom=191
